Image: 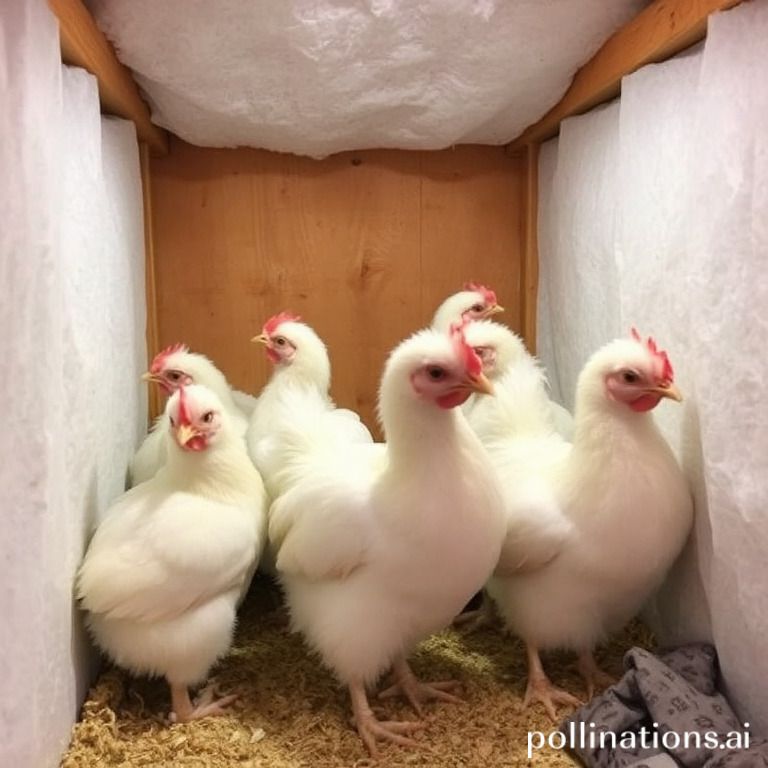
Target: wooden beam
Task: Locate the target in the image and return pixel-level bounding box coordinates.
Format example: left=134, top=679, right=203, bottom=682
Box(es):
left=139, top=143, right=162, bottom=422
left=508, top=0, right=743, bottom=151
left=49, top=0, right=168, bottom=155
left=521, top=144, right=539, bottom=353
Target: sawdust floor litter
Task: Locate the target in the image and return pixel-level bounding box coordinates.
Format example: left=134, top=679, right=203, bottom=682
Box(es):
left=61, top=576, right=655, bottom=768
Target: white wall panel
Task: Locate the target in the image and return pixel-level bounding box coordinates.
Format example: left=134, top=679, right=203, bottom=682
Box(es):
left=0, top=2, right=147, bottom=765
left=537, top=0, right=768, bottom=732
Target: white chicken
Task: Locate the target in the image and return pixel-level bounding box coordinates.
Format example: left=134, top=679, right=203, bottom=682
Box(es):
left=130, top=343, right=251, bottom=485
left=463, top=320, right=574, bottom=439
left=265, top=324, right=505, bottom=756
left=479, top=330, right=693, bottom=720
left=78, top=384, right=267, bottom=722
left=246, top=311, right=372, bottom=497
left=230, top=389, right=259, bottom=417
left=431, top=281, right=505, bottom=333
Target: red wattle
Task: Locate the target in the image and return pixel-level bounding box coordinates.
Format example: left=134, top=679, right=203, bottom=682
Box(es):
left=266, top=347, right=280, bottom=364
left=436, top=390, right=472, bottom=409
left=629, top=394, right=661, bottom=412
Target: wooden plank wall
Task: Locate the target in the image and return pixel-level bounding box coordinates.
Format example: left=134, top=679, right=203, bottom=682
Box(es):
left=150, top=139, right=525, bottom=432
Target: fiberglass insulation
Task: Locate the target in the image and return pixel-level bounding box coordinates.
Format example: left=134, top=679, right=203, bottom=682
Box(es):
left=85, top=0, right=646, bottom=157
left=0, top=1, right=147, bottom=766
left=537, top=1, right=768, bottom=733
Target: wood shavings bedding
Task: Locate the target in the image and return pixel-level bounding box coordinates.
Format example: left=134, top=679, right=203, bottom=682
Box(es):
left=61, top=576, right=655, bottom=767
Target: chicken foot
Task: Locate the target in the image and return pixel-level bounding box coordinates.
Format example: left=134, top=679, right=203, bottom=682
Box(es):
left=350, top=680, right=424, bottom=758
left=577, top=650, right=616, bottom=700
left=521, top=643, right=582, bottom=722
left=378, top=656, right=463, bottom=717
left=169, top=682, right=238, bottom=723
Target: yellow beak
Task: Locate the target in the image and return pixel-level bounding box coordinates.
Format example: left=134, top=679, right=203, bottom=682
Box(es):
left=468, top=372, right=494, bottom=396
left=251, top=333, right=269, bottom=345
left=175, top=423, right=199, bottom=447
left=141, top=371, right=162, bottom=383
left=484, top=303, right=505, bottom=317
left=647, top=383, right=683, bottom=402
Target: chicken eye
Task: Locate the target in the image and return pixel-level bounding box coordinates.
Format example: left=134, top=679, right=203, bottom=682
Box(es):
left=471, top=304, right=484, bottom=313
left=202, top=411, right=214, bottom=424
left=167, top=370, right=183, bottom=382
left=169, top=416, right=176, bottom=427
left=622, top=370, right=640, bottom=384
left=274, top=337, right=286, bottom=346
left=426, top=365, right=446, bottom=381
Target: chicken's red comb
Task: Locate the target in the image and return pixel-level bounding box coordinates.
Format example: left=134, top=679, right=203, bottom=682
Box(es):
left=177, top=385, right=192, bottom=426
left=150, top=342, right=189, bottom=374
left=263, top=311, right=302, bottom=336
left=630, top=327, right=674, bottom=381
left=463, top=281, right=497, bottom=306
left=450, top=320, right=483, bottom=378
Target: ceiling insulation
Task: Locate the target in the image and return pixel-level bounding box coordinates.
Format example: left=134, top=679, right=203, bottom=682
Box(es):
left=87, top=0, right=647, bottom=158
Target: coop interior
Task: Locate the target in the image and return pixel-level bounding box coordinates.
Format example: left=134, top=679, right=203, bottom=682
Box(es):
left=3, top=0, right=767, bottom=766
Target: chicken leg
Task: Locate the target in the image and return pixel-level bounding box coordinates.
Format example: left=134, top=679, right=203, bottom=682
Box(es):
left=378, top=656, right=463, bottom=717
left=521, top=643, right=582, bottom=722
left=169, top=682, right=238, bottom=723
left=577, top=650, right=616, bottom=700
left=350, top=680, right=424, bottom=757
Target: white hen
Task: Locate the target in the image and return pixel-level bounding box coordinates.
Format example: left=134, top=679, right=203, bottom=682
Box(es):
left=266, top=325, right=505, bottom=756
left=130, top=344, right=251, bottom=485
left=78, top=385, right=267, bottom=722
left=431, top=281, right=504, bottom=333
left=480, top=331, right=693, bottom=720
left=246, top=312, right=372, bottom=497
left=463, top=320, right=574, bottom=440
left=231, top=389, right=259, bottom=416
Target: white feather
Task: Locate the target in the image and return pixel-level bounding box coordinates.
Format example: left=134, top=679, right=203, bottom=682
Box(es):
left=431, top=289, right=485, bottom=332
left=231, top=388, right=259, bottom=416
left=130, top=351, right=251, bottom=486
left=482, top=337, right=693, bottom=652
left=128, top=415, right=166, bottom=488
left=267, top=329, right=505, bottom=687
left=462, top=319, right=574, bottom=441
left=79, top=386, right=267, bottom=686
left=247, top=320, right=373, bottom=498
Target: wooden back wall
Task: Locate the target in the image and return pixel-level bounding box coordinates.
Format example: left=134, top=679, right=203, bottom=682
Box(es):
left=149, top=139, right=525, bottom=434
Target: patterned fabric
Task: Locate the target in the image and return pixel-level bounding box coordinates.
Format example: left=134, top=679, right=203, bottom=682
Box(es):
left=562, top=644, right=768, bottom=767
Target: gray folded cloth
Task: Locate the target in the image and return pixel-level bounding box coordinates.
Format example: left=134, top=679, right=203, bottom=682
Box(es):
left=561, top=644, right=768, bottom=767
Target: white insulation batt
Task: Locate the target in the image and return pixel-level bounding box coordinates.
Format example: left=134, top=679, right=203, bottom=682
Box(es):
left=0, top=1, right=147, bottom=766
left=86, top=0, right=646, bottom=157
left=538, top=1, right=768, bottom=733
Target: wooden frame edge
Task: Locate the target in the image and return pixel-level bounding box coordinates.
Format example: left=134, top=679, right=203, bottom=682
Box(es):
left=520, top=144, right=539, bottom=354
left=509, top=0, right=746, bottom=354
left=139, top=143, right=162, bottom=422
left=507, top=0, right=744, bottom=151
left=49, top=0, right=168, bottom=155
